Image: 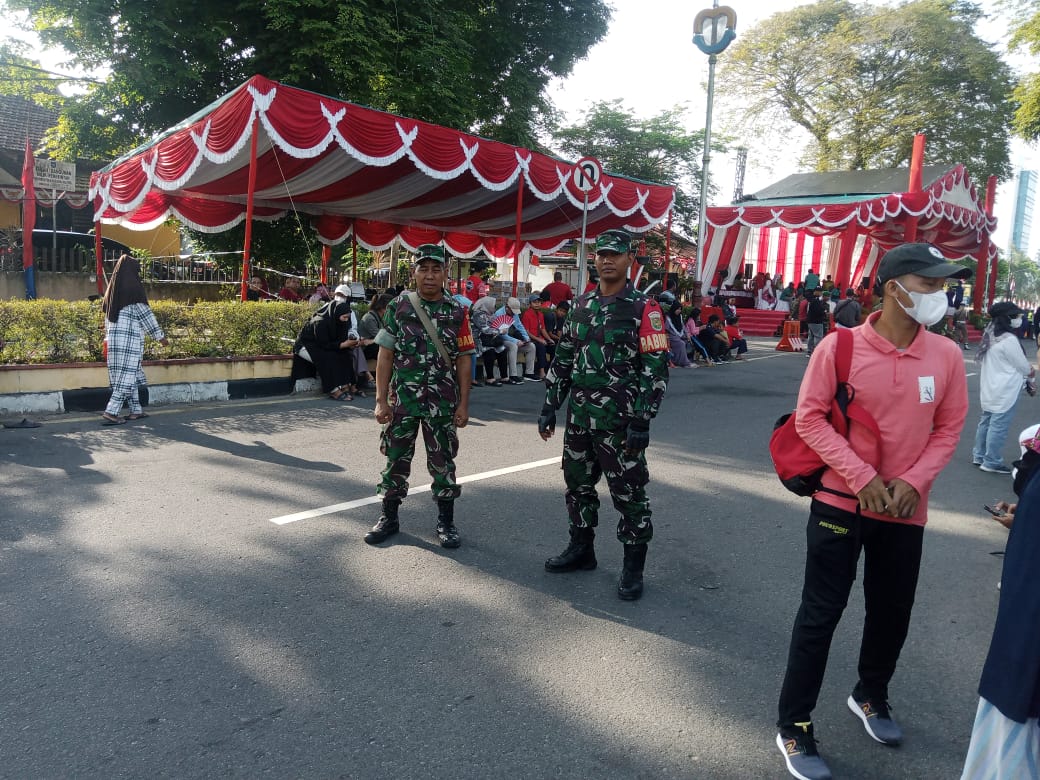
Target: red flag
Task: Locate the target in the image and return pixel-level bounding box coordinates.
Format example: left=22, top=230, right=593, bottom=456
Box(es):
left=21, top=139, right=35, bottom=271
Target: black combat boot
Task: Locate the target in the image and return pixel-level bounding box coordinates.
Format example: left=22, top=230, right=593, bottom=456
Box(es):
left=364, top=498, right=401, bottom=545
left=544, top=527, right=597, bottom=572
left=617, top=543, right=648, bottom=600
left=435, top=499, right=460, bottom=549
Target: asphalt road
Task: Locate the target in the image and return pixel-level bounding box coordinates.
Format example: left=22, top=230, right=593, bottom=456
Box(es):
left=0, top=337, right=1026, bottom=779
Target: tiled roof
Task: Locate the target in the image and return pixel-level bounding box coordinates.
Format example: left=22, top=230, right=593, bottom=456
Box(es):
left=0, top=94, right=59, bottom=151
left=745, top=166, right=951, bottom=202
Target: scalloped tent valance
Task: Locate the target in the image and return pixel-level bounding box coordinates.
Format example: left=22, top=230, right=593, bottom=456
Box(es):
left=89, top=75, right=676, bottom=261
left=701, top=165, right=996, bottom=295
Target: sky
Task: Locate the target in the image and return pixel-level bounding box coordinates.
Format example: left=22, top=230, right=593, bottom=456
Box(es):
left=4, top=0, right=1038, bottom=254
left=547, top=0, right=1040, bottom=256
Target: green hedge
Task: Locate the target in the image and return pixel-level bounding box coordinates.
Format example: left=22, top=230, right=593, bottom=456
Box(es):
left=0, top=299, right=327, bottom=364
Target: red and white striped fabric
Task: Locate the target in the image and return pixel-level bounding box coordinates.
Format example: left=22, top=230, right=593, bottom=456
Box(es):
left=702, top=166, right=994, bottom=289
left=89, top=75, right=676, bottom=260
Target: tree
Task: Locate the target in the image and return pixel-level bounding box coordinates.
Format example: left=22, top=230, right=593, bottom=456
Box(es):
left=551, top=101, right=716, bottom=239
left=1005, top=245, right=1040, bottom=304
left=717, top=0, right=1014, bottom=184
left=1007, top=0, right=1040, bottom=141
left=3, top=0, right=611, bottom=158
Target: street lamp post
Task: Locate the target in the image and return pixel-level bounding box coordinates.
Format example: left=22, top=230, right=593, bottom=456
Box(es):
left=692, top=4, right=737, bottom=299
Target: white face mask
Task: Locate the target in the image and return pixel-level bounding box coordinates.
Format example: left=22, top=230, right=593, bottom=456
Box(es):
left=894, top=281, right=948, bottom=327
left=1011, top=317, right=1024, bottom=329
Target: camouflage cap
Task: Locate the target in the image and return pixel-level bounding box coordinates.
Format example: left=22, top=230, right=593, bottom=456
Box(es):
left=595, top=229, right=632, bottom=254
left=414, top=244, right=447, bottom=265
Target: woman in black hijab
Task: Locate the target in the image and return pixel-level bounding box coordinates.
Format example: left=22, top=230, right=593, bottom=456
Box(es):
left=291, top=299, right=357, bottom=400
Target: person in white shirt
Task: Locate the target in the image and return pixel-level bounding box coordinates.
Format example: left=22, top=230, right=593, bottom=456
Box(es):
left=973, top=301, right=1036, bottom=474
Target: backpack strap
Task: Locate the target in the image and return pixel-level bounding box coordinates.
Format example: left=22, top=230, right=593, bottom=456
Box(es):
left=817, top=327, right=881, bottom=499
left=835, top=326, right=853, bottom=384
left=406, top=291, right=454, bottom=371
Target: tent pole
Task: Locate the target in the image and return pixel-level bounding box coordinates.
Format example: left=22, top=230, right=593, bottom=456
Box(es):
left=903, top=133, right=926, bottom=243
left=94, top=225, right=104, bottom=295
left=352, top=228, right=358, bottom=280
left=21, top=139, right=37, bottom=300
left=663, top=211, right=672, bottom=292
left=320, top=244, right=330, bottom=286
left=974, top=175, right=997, bottom=315
left=512, top=179, right=524, bottom=297
left=240, top=114, right=260, bottom=302
left=834, top=222, right=858, bottom=295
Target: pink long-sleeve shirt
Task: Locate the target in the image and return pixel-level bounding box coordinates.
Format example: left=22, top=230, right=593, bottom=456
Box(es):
left=795, top=311, right=968, bottom=526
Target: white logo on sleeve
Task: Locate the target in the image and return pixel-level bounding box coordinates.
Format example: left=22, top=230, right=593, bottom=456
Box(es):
left=918, top=376, right=935, bottom=403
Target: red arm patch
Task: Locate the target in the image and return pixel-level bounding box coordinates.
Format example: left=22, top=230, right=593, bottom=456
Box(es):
left=456, top=309, right=475, bottom=352
left=639, top=299, right=669, bottom=353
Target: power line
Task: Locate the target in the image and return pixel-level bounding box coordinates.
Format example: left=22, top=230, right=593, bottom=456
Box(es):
left=0, top=60, right=102, bottom=84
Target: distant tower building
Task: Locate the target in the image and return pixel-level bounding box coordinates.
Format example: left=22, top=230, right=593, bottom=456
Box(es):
left=1012, top=169, right=1036, bottom=254
left=732, top=147, right=747, bottom=203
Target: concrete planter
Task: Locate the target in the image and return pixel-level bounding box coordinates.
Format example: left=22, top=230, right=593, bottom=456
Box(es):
left=0, top=355, right=313, bottom=416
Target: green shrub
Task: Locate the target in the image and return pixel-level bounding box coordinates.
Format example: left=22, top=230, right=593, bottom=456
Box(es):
left=0, top=299, right=315, bottom=364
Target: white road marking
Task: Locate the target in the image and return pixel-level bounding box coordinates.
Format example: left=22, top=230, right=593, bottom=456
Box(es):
left=269, top=456, right=561, bottom=525
left=966, top=372, right=977, bottom=377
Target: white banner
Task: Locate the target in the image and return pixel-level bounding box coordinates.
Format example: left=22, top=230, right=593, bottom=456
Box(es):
left=33, top=158, right=76, bottom=191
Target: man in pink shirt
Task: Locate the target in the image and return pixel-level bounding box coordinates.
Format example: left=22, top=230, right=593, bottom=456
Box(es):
left=776, top=243, right=970, bottom=780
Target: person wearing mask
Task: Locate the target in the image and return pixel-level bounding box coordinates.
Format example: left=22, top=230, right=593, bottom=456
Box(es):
left=100, top=255, right=169, bottom=425
left=775, top=243, right=970, bottom=780
left=972, top=301, right=1036, bottom=474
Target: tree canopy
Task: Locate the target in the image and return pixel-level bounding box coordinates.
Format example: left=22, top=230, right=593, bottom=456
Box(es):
left=551, top=101, right=715, bottom=239
left=1008, top=0, right=1040, bottom=141
left=3, top=0, right=611, bottom=158
left=717, top=0, right=1014, bottom=184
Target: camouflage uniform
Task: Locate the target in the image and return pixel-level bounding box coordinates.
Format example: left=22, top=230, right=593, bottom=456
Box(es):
left=373, top=292, right=475, bottom=501
left=545, top=283, right=669, bottom=543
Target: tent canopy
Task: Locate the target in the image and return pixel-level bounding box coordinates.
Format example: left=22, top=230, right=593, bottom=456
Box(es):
left=89, top=75, right=676, bottom=260
left=702, top=164, right=995, bottom=291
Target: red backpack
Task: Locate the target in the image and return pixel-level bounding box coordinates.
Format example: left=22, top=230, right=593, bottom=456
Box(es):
left=769, top=327, right=880, bottom=498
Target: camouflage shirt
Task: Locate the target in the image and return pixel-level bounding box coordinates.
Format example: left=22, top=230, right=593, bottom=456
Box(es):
left=374, top=291, right=476, bottom=418
left=545, top=283, right=669, bottom=430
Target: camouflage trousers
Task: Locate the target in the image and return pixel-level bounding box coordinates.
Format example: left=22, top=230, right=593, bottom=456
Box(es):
left=378, top=410, right=460, bottom=501
left=562, top=422, right=653, bottom=544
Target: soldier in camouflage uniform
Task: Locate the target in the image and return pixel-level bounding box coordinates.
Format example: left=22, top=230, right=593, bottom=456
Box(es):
left=365, top=244, right=476, bottom=548
left=537, top=229, right=669, bottom=600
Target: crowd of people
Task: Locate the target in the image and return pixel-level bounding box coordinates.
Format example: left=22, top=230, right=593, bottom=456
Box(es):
left=96, top=238, right=1038, bottom=779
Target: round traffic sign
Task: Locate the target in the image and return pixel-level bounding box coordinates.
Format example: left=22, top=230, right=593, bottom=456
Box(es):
left=573, top=157, right=602, bottom=193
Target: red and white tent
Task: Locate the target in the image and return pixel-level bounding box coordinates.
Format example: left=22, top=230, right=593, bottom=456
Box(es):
left=89, top=75, right=675, bottom=265
left=702, top=163, right=996, bottom=303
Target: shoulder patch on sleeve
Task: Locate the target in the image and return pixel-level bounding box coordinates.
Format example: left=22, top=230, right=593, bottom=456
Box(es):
left=456, top=308, right=475, bottom=353
left=639, top=299, right=668, bottom=353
